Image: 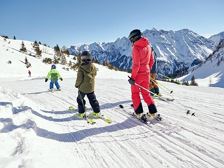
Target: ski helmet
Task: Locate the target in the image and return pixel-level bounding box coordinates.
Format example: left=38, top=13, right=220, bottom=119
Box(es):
left=128, top=29, right=142, bottom=43
left=51, top=64, right=56, bottom=69
left=80, top=51, right=91, bottom=62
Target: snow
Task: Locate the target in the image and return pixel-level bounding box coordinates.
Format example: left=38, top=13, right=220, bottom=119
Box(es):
left=156, top=45, right=165, bottom=57
left=1, top=37, right=224, bottom=168
left=69, top=29, right=214, bottom=75
left=209, top=32, right=224, bottom=46
left=180, top=44, right=224, bottom=87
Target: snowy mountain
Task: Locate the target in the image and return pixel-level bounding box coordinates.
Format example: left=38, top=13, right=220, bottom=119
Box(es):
left=69, top=28, right=215, bottom=75
left=209, top=31, right=224, bottom=46
left=180, top=39, right=224, bottom=87
left=1, top=35, right=224, bottom=168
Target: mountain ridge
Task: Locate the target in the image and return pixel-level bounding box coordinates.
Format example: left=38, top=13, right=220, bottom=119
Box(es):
left=69, top=28, right=218, bottom=76
left=179, top=39, right=224, bottom=87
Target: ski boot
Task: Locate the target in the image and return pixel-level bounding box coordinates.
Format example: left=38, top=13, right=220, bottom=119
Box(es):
left=88, top=112, right=101, bottom=118
left=134, top=113, right=148, bottom=123
left=75, top=113, right=86, bottom=119
left=48, top=89, right=53, bottom=92
left=146, top=113, right=162, bottom=121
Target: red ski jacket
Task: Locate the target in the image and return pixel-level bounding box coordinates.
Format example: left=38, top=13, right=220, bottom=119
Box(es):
left=131, top=37, right=154, bottom=80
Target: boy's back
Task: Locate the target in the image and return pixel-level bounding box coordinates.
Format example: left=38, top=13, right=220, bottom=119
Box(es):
left=75, top=62, right=97, bottom=94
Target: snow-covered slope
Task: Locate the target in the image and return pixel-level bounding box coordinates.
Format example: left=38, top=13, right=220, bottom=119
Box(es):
left=1, top=35, right=224, bottom=168
left=1, top=75, right=224, bottom=168
left=209, top=32, right=224, bottom=46
left=0, top=36, right=127, bottom=80
left=69, top=28, right=214, bottom=75
left=0, top=36, right=66, bottom=78
left=180, top=40, right=224, bottom=87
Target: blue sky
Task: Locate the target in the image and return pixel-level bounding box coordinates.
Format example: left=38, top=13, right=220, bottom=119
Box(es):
left=0, top=0, right=224, bottom=47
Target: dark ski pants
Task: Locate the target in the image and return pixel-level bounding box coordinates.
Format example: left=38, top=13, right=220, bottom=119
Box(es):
left=50, top=80, right=60, bottom=89
left=77, top=91, right=100, bottom=114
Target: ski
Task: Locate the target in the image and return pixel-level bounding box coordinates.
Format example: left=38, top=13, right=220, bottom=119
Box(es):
left=73, top=112, right=111, bottom=124
left=73, top=113, right=96, bottom=125
left=98, top=115, right=112, bottom=124
left=122, top=104, right=163, bottom=124
left=149, top=114, right=162, bottom=122
left=48, top=89, right=61, bottom=92
left=130, top=113, right=162, bottom=125
left=48, top=89, right=54, bottom=92
left=131, top=113, right=148, bottom=124
left=86, top=118, right=96, bottom=124
left=88, top=113, right=112, bottom=124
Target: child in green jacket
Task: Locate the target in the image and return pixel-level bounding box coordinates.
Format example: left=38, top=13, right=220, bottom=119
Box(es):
left=75, top=51, right=100, bottom=117
left=45, top=64, right=63, bottom=91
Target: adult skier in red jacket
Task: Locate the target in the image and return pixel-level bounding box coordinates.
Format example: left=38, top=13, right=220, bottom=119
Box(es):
left=128, top=29, right=158, bottom=120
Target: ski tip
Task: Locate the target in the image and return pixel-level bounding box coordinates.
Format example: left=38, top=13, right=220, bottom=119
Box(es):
left=155, top=114, right=162, bottom=121
left=68, top=106, right=75, bottom=111
left=119, top=104, right=124, bottom=108
left=186, top=110, right=191, bottom=115
left=105, top=118, right=112, bottom=124
left=157, top=117, right=162, bottom=121
left=87, top=119, right=96, bottom=124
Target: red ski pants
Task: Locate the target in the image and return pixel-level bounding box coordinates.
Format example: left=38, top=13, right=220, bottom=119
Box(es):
left=131, top=73, right=155, bottom=111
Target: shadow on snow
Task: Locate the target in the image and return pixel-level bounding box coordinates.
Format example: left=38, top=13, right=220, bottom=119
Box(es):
left=0, top=100, right=137, bottom=143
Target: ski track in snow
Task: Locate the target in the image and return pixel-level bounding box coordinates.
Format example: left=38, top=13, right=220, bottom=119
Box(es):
left=0, top=78, right=224, bottom=168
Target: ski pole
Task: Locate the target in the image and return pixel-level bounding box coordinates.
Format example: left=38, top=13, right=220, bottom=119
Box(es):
left=135, top=83, right=155, bottom=95
left=128, top=76, right=168, bottom=101
left=138, top=81, right=191, bottom=115
left=151, top=78, right=173, bottom=94
left=134, top=82, right=172, bottom=102
left=153, top=76, right=190, bottom=113
left=155, top=76, right=193, bottom=115
left=129, top=76, right=190, bottom=114
left=152, top=77, right=192, bottom=115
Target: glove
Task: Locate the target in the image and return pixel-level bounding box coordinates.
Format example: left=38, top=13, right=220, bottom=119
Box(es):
left=128, top=77, right=135, bottom=85
left=60, top=78, right=63, bottom=81
left=45, top=78, right=48, bottom=82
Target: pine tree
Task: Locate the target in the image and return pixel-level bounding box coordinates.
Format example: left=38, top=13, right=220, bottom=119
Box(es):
left=61, top=46, right=70, bottom=56
left=32, top=41, right=42, bottom=57
left=20, top=41, right=27, bottom=52
left=54, top=45, right=59, bottom=52
left=54, top=44, right=61, bottom=56
left=68, top=60, right=72, bottom=66
left=13, top=36, right=16, bottom=40
left=33, top=41, right=38, bottom=48
left=190, top=75, right=198, bottom=86
left=35, top=46, right=42, bottom=57
left=61, top=55, right=66, bottom=65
